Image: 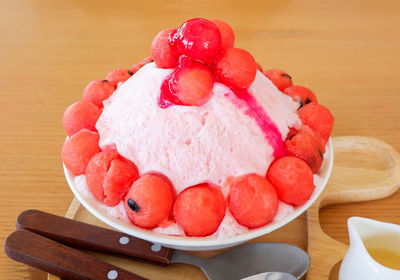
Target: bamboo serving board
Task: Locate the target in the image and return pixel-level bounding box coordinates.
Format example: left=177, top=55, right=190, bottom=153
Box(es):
left=49, top=136, right=400, bottom=280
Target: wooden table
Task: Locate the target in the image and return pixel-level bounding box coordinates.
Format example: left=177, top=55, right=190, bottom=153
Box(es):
left=1, top=0, right=399, bottom=279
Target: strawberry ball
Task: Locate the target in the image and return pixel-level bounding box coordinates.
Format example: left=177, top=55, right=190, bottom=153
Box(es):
left=264, top=69, right=293, bottom=91
left=62, top=129, right=100, bottom=176
left=124, top=174, right=174, bottom=229
left=86, top=150, right=139, bottom=206
left=170, top=18, right=222, bottom=64
left=82, top=80, right=116, bottom=109
left=267, top=156, right=315, bottom=206
left=106, top=68, right=133, bottom=85
left=211, top=19, right=235, bottom=50
left=131, top=56, right=154, bottom=73
left=173, top=183, right=225, bottom=237
left=215, top=48, right=257, bottom=89
left=228, top=174, right=278, bottom=229
left=285, top=125, right=325, bottom=173
left=151, top=28, right=178, bottom=69
left=298, top=103, right=334, bottom=142
left=62, top=101, right=101, bottom=136
left=283, top=85, right=318, bottom=109
left=169, top=59, right=215, bottom=106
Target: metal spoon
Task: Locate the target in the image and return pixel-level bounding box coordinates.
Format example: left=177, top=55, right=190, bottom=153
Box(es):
left=242, top=271, right=297, bottom=280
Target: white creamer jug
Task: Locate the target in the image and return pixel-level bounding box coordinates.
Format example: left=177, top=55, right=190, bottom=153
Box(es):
left=339, top=217, right=400, bottom=280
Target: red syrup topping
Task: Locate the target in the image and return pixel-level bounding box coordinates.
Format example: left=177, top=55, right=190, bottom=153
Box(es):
left=230, top=88, right=286, bottom=158
left=158, top=73, right=185, bottom=108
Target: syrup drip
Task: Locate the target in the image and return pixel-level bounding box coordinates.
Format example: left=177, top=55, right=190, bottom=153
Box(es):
left=230, top=88, right=286, bottom=158
left=158, top=73, right=185, bottom=108
left=158, top=75, right=285, bottom=157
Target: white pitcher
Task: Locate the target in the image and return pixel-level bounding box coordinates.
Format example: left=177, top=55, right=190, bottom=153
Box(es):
left=339, top=217, right=400, bottom=280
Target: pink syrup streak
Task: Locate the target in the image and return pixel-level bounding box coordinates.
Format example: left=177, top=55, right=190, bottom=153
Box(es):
left=230, top=88, right=286, bottom=158
left=158, top=72, right=285, bottom=157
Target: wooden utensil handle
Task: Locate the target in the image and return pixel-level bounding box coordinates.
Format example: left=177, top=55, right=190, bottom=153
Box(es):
left=4, top=230, right=147, bottom=280
left=16, top=209, right=174, bottom=264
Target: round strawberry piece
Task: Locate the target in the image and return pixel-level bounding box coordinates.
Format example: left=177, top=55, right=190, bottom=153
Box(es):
left=151, top=28, right=178, bottom=69
left=215, top=48, right=257, bottom=89
left=124, top=174, right=174, bottom=229
left=62, top=129, right=100, bottom=176
left=106, top=68, right=133, bottom=85
left=82, top=80, right=116, bottom=109
left=285, top=125, right=324, bottom=173
left=173, top=183, right=225, bottom=237
left=211, top=19, right=235, bottom=50
left=283, top=85, right=318, bottom=108
left=267, top=156, right=315, bottom=206
left=264, top=69, right=293, bottom=91
left=86, top=151, right=139, bottom=206
left=298, top=103, right=334, bottom=142
left=131, top=56, right=154, bottom=73
left=228, top=174, right=278, bottom=229
left=62, top=101, right=102, bottom=136
left=169, top=60, right=215, bottom=106
left=170, top=18, right=222, bottom=64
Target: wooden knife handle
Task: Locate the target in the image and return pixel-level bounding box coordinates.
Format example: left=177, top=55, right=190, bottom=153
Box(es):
left=16, top=209, right=174, bottom=264
left=5, top=230, right=147, bottom=280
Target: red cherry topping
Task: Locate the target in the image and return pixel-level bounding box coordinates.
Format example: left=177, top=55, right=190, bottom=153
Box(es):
left=151, top=28, right=178, bottom=69
left=228, top=174, right=278, bottom=229
left=173, top=183, right=225, bottom=237
left=106, top=68, right=133, bottom=85
left=124, top=174, right=174, bottom=229
left=264, top=69, right=293, bottom=91
left=215, top=48, right=257, bottom=89
left=62, top=129, right=100, bottom=176
left=82, top=80, right=116, bottom=109
left=283, top=85, right=318, bottom=109
left=159, top=58, right=215, bottom=107
left=267, top=156, right=315, bottom=206
left=298, top=103, right=334, bottom=142
left=211, top=19, right=235, bottom=50
left=62, top=101, right=101, bottom=136
left=169, top=18, right=222, bottom=64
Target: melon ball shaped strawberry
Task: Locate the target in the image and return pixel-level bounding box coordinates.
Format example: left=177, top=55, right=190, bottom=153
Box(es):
left=215, top=47, right=257, bottom=89
left=106, top=68, right=133, bottom=85
left=62, top=101, right=101, bottom=136
left=267, top=156, right=315, bottom=206
left=61, top=129, right=101, bottom=175
left=211, top=19, right=235, bottom=50
left=173, top=183, right=225, bottom=237
left=124, top=174, right=174, bottom=229
left=228, top=174, right=278, bottom=229
left=82, top=80, right=116, bottom=109
left=283, top=85, right=318, bottom=109
left=151, top=28, right=178, bottom=69
left=298, top=103, right=334, bottom=143
left=285, top=125, right=325, bottom=173
left=86, top=150, right=139, bottom=206
left=264, top=69, right=293, bottom=91
left=168, top=58, right=216, bottom=106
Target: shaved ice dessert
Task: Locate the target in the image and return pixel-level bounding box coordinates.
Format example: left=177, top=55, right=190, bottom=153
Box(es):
left=62, top=18, right=334, bottom=237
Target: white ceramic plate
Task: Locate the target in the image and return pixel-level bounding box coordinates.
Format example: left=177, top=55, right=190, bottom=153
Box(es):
left=64, top=139, right=333, bottom=251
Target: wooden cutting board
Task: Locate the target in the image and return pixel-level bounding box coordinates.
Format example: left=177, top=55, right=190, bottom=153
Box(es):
left=48, top=136, right=400, bottom=280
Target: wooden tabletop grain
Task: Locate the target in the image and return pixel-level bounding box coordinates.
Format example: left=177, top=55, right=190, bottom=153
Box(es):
left=1, top=0, right=399, bottom=279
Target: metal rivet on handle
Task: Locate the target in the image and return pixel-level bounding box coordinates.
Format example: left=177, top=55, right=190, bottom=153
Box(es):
left=107, top=270, right=118, bottom=279
left=119, top=236, right=129, bottom=245
left=151, top=243, right=161, bottom=252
